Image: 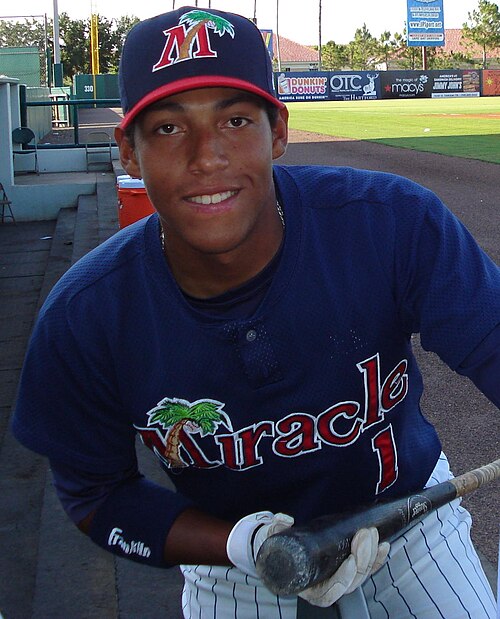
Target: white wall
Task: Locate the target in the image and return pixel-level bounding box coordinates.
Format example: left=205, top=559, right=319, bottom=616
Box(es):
left=13, top=145, right=119, bottom=175
left=6, top=182, right=97, bottom=221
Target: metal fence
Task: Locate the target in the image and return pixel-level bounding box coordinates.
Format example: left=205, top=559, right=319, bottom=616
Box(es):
left=25, top=97, right=121, bottom=146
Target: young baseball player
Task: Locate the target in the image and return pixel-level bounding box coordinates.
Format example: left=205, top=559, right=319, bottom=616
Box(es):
left=12, top=6, right=499, bottom=618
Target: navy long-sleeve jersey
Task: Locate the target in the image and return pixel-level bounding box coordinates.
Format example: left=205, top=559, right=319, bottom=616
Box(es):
left=13, top=165, right=500, bottom=530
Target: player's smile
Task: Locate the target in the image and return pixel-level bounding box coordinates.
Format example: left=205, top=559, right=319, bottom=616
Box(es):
left=186, top=189, right=238, bottom=206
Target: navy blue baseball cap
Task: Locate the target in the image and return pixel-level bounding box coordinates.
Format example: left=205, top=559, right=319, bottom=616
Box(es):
left=118, top=6, right=283, bottom=129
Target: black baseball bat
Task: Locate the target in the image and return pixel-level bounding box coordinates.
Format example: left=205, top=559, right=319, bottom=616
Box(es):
left=255, top=459, right=500, bottom=596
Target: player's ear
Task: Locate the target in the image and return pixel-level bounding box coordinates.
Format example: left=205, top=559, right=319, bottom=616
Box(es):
left=271, top=106, right=289, bottom=161
left=114, top=125, right=142, bottom=178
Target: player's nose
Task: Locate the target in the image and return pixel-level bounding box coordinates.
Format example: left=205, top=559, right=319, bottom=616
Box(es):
left=188, top=128, right=229, bottom=175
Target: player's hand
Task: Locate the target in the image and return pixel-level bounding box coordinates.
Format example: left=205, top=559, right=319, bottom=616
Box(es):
left=226, top=511, right=294, bottom=578
left=298, top=527, right=390, bottom=607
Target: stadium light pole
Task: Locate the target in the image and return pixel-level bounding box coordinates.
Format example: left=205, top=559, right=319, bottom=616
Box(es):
left=52, top=0, right=63, bottom=86
left=276, top=0, right=281, bottom=71
left=318, top=0, right=322, bottom=70
left=254, top=0, right=257, bottom=24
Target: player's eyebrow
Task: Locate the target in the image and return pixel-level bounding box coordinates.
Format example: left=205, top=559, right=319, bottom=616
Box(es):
left=147, top=92, right=263, bottom=114
left=215, top=93, right=263, bottom=111
left=147, top=99, right=184, bottom=113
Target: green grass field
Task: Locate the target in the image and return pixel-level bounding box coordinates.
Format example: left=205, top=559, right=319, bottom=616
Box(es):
left=287, top=97, right=500, bottom=164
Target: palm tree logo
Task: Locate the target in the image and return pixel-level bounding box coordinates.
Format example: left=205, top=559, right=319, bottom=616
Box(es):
left=177, top=10, right=235, bottom=60
left=147, top=397, right=231, bottom=468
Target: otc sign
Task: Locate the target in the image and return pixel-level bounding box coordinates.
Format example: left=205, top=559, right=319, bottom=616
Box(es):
left=407, top=0, right=445, bottom=47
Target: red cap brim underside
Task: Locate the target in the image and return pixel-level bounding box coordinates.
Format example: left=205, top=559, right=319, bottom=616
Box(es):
left=119, top=75, right=284, bottom=129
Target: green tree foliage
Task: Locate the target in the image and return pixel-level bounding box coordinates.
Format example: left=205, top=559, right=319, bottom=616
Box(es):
left=59, top=13, right=140, bottom=79
left=0, top=12, right=139, bottom=82
left=385, top=27, right=422, bottom=70
left=347, top=24, right=380, bottom=70
left=462, top=0, right=500, bottom=68
left=0, top=17, right=47, bottom=48
left=59, top=13, right=89, bottom=78
left=320, top=40, right=349, bottom=70
left=378, top=30, right=393, bottom=68
left=425, top=47, right=474, bottom=69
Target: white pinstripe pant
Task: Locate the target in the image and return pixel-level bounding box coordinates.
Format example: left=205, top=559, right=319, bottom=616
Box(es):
left=180, top=455, right=497, bottom=618
left=364, top=497, right=496, bottom=618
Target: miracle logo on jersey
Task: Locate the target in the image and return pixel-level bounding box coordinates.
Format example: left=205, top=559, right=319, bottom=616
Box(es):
left=135, top=353, right=409, bottom=496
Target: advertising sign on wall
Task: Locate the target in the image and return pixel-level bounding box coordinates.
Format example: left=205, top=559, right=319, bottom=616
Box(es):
left=407, top=0, right=445, bottom=47
left=380, top=71, right=480, bottom=99
left=381, top=71, right=432, bottom=98
left=273, top=70, right=489, bottom=102
left=260, top=30, right=274, bottom=60
left=481, top=70, right=500, bottom=96
left=274, top=72, right=382, bottom=102
left=275, top=72, right=330, bottom=102
left=328, top=72, right=381, bottom=100
left=430, top=70, right=480, bottom=97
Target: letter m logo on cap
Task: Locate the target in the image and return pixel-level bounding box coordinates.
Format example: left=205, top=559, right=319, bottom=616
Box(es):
left=153, top=10, right=235, bottom=72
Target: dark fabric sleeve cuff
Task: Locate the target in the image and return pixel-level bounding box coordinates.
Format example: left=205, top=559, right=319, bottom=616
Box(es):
left=88, top=475, right=194, bottom=567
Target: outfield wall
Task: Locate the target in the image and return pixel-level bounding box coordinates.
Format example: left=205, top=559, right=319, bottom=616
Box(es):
left=274, top=69, right=500, bottom=102
left=67, top=70, right=500, bottom=104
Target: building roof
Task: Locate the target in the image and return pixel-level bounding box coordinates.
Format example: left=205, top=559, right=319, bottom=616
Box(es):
left=272, top=35, right=319, bottom=62
left=442, top=28, right=500, bottom=57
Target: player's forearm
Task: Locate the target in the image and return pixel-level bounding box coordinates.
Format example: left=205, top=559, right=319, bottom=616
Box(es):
left=80, top=475, right=195, bottom=567
left=163, top=508, right=232, bottom=565
left=53, top=458, right=233, bottom=567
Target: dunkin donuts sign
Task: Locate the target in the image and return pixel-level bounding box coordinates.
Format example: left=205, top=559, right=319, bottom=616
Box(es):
left=276, top=72, right=329, bottom=101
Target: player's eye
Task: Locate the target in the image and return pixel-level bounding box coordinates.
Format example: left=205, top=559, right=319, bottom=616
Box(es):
left=227, top=117, right=250, bottom=128
left=157, top=124, right=179, bottom=135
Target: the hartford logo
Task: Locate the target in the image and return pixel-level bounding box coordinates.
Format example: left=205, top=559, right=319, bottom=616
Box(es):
left=108, top=527, right=152, bottom=558
left=330, top=73, right=378, bottom=99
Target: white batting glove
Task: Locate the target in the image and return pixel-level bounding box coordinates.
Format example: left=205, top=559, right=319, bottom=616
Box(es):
left=298, top=527, right=390, bottom=607
left=226, top=511, right=294, bottom=578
